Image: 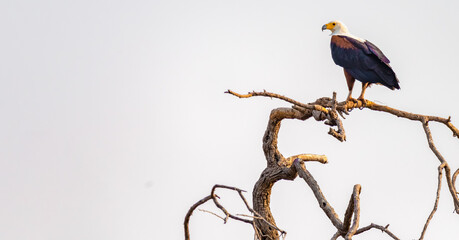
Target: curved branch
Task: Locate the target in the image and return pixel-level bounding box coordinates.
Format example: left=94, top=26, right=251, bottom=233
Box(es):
left=453, top=168, right=459, bottom=209
left=184, top=195, right=213, bottom=240
left=185, top=184, right=284, bottom=240
left=253, top=106, right=328, bottom=239
left=362, top=102, right=458, bottom=138
left=262, top=107, right=312, bottom=167
left=211, top=185, right=253, bottom=224
left=422, top=121, right=459, bottom=212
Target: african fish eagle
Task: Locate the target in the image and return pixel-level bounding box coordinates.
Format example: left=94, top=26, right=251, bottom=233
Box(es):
left=322, top=21, right=400, bottom=101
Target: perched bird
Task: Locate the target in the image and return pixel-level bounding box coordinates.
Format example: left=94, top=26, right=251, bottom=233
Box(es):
left=322, top=21, right=400, bottom=101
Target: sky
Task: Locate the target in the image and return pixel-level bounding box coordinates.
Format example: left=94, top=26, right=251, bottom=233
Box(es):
left=1, top=0, right=459, bottom=239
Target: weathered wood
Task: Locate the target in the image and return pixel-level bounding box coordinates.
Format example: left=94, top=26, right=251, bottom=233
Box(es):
left=184, top=90, right=458, bottom=240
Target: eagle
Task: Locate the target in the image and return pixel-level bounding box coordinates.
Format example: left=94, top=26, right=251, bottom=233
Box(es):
left=322, top=21, right=400, bottom=101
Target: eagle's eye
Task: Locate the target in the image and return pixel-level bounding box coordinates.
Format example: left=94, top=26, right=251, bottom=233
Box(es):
left=332, top=23, right=336, bottom=26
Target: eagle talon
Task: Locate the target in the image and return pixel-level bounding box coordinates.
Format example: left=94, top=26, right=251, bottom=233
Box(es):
left=358, top=98, right=367, bottom=109
left=346, top=97, right=358, bottom=104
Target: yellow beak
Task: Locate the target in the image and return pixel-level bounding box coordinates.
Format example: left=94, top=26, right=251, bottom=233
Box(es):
left=321, top=23, right=332, bottom=31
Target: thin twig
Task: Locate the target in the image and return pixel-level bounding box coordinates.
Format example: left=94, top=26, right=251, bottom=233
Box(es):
left=419, top=163, right=445, bottom=240
left=211, top=184, right=287, bottom=238
left=236, top=213, right=263, bottom=219
left=354, top=223, right=400, bottom=240
left=225, top=90, right=329, bottom=114
left=211, top=185, right=253, bottom=224
left=198, top=209, right=226, bottom=221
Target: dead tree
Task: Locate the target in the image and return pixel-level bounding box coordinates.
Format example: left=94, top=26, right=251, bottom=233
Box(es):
left=184, top=90, right=459, bottom=240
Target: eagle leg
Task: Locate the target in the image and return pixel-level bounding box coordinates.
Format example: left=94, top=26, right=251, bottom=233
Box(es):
left=344, top=69, right=357, bottom=102
left=357, top=82, right=370, bottom=109
left=358, top=82, right=369, bottom=101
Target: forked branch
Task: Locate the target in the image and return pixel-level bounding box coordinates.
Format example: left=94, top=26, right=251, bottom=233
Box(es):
left=185, top=90, right=458, bottom=240
left=225, top=90, right=458, bottom=239
left=184, top=184, right=286, bottom=240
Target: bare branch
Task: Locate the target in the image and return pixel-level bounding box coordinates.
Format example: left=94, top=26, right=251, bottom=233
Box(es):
left=328, top=116, right=346, bottom=142
left=422, top=121, right=459, bottom=212
left=213, top=184, right=287, bottom=238
left=422, top=120, right=447, bottom=164
left=453, top=168, right=459, bottom=190
left=344, top=185, right=361, bottom=240
left=198, top=209, right=226, bottom=221
left=185, top=185, right=284, bottom=240
left=419, top=163, right=445, bottom=240
left=228, top=90, right=459, bottom=214
left=226, top=89, right=459, bottom=138
left=453, top=168, right=459, bottom=212
left=225, top=90, right=329, bottom=114
left=342, top=190, right=355, bottom=234
left=211, top=185, right=253, bottom=224
left=184, top=195, right=213, bottom=240
left=354, top=223, right=400, bottom=240
left=284, top=154, right=328, bottom=167
left=362, top=102, right=459, bottom=138
left=293, top=159, right=343, bottom=230
left=327, top=92, right=346, bottom=141
left=445, top=165, right=459, bottom=212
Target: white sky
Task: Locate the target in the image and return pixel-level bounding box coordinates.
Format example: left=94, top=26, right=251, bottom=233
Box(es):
left=1, top=0, right=459, bottom=239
